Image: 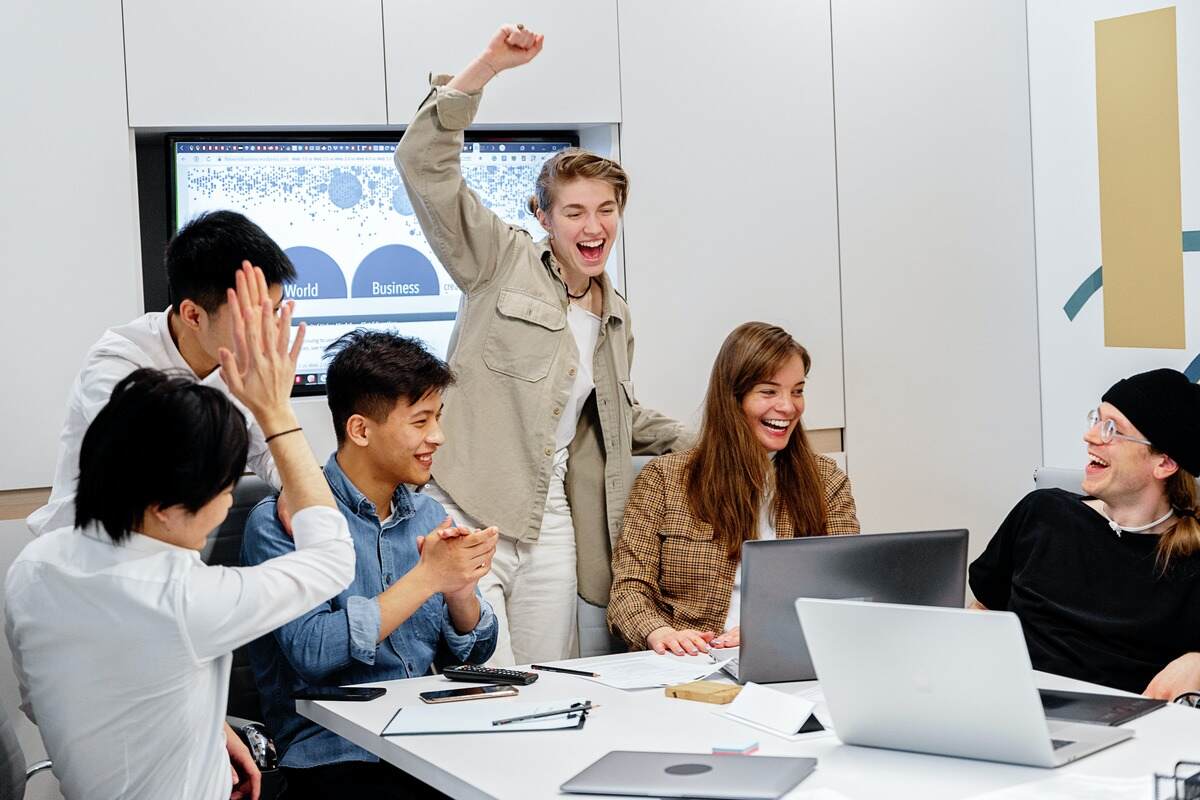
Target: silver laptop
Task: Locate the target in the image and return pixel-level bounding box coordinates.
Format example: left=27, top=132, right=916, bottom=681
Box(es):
left=794, top=599, right=1133, bottom=767
left=725, top=529, right=967, bottom=683
left=559, top=751, right=816, bottom=799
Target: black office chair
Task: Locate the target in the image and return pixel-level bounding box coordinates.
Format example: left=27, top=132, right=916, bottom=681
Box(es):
left=204, top=474, right=284, bottom=798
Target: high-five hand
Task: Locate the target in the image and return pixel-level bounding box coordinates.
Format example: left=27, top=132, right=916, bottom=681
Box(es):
left=216, top=262, right=334, bottom=513
left=217, top=261, right=305, bottom=429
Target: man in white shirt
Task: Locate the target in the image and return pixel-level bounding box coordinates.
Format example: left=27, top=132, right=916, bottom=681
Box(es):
left=27, top=210, right=295, bottom=535
left=5, top=264, right=356, bottom=800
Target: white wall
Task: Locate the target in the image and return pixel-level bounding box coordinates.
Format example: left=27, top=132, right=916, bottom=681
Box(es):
left=0, top=1, right=141, bottom=491
left=617, top=0, right=845, bottom=432
left=833, top=0, right=1042, bottom=560
left=1028, top=0, right=1200, bottom=469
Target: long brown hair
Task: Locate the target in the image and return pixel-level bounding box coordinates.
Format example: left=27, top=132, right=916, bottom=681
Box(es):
left=1157, top=465, right=1200, bottom=569
left=686, top=322, right=828, bottom=560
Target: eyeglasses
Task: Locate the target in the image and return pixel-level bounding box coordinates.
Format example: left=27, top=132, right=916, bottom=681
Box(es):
left=1087, top=409, right=1152, bottom=446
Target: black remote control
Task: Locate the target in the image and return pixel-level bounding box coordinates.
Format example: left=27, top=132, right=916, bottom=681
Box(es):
left=442, top=664, right=539, bottom=685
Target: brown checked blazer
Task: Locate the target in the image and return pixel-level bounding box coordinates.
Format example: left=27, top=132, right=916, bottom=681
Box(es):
left=608, top=448, right=860, bottom=649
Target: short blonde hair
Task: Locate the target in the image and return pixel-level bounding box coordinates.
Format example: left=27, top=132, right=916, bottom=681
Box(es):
left=527, top=148, right=630, bottom=215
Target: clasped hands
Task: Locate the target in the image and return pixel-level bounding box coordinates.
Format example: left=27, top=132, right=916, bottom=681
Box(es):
left=415, top=516, right=499, bottom=597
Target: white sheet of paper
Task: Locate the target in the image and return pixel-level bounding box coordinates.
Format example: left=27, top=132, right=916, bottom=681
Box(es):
left=540, top=651, right=735, bottom=690
left=963, top=774, right=1150, bottom=800
left=712, top=707, right=834, bottom=743
left=718, top=682, right=819, bottom=738
left=380, top=696, right=591, bottom=735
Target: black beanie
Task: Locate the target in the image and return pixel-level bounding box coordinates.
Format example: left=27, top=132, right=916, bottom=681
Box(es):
left=1101, top=368, right=1200, bottom=476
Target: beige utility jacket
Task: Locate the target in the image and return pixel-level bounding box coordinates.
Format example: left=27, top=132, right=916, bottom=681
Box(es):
left=395, top=77, right=690, bottom=605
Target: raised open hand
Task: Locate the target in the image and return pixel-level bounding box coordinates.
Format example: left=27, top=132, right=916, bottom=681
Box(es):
left=217, top=262, right=305, bottom=430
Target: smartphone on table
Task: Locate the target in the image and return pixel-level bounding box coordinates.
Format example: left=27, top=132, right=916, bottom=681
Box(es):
left=291, top=686, right=387, bottom=702
left=419, top=684, right=519, bottom=704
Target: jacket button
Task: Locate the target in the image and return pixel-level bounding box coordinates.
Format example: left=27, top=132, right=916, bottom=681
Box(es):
left=544, top=447, right=553, bottom=456
left=568, top=368, right=577, bottom=377
left=552, top=407, right=561, bottom=416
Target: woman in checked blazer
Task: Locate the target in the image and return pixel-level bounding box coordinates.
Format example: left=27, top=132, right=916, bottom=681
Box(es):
left=608, top=322, right=860, bottom=656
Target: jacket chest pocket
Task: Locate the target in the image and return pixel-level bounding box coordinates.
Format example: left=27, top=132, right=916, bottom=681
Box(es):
left=660, top=522, right=722, bottom=594
left=482, top=288, right=566, bottom=382
left=619, top=379, right=636, bottom=434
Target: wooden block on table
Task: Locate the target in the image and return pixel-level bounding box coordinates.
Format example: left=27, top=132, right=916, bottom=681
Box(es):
left=664, top=680, right=742, bottom=705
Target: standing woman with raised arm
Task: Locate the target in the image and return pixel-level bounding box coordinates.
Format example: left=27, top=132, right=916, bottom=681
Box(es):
left=395, top=24, right=689, bottom=665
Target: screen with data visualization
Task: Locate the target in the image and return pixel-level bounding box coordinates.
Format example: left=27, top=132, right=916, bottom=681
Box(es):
left=170, top=135, right=574, bottom=395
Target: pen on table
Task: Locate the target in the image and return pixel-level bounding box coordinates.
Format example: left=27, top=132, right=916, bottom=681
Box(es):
left=492, top=701, right=596, bottom=726
left=530, top=664, right=601, bottom=678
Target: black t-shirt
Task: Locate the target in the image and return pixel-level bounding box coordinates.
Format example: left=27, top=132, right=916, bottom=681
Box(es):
left=969, top=488, right=1200, bottom=694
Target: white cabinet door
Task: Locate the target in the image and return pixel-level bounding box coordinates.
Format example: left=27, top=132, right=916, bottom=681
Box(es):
left=617, top=0, right=846, bottom=431
left=124, top=0, right=387, bottom=126
left=832, top=0, right=1039, bottom=549
left=384, top=0, right=620, bottom=125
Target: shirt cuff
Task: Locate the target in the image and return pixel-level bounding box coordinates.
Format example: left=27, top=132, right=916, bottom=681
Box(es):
left=441, top=596, right=497, bottom=660
left=428, top=73, right=482, bottom=131
left=346, top=595, right=381, bottom=665
left=290, top=505, right=351, bottom=549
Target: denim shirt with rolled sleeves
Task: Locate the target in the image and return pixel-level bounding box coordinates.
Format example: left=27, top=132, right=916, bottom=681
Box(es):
left=241, top=453, right=498, bottom=768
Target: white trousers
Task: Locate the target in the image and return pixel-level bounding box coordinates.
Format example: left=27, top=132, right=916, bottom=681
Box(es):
left=422, top=449, right=579, bottom=666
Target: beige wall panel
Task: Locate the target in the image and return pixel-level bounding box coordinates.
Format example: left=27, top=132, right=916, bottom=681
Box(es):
left=1095, top=7, right=1186, bottom=348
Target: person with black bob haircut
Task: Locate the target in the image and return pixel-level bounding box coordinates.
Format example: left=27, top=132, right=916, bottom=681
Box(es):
left=5, top=264, right=355, bottom=800
left=243, top=329, right=499, bottom=798
left=73, top=370, right=250, bottom=541
left=27, top=209, right=298, bottom=536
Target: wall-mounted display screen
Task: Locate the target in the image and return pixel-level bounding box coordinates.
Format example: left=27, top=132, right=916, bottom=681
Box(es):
left=169, top=134, right=575, bottom=395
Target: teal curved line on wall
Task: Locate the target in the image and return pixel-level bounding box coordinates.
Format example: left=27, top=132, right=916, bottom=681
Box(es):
left=1062, top=230, right=1200, bottom=321
left=1186, top=353, right=1200, bottom=383
left=1063, top=267, right=1103, bottom=321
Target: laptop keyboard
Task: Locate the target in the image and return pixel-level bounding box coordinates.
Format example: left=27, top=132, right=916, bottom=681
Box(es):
left=1051, top=739, right=1074, bottom=750
left=721, top=657, right=740, bottom=680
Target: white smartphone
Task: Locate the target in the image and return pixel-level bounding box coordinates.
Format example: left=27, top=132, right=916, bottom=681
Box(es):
left=418, top=684, right=519, bottom=704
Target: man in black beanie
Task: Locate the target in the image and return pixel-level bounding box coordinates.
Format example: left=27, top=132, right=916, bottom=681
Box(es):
left=970, top=368, right=1200, bottom=698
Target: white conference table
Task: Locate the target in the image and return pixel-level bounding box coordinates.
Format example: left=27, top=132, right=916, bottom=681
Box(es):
left=298, top=652, right=1198, bottom=799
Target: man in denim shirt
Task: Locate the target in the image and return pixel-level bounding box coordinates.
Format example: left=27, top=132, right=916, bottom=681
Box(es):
left=243, top=331, right=499, bottom=798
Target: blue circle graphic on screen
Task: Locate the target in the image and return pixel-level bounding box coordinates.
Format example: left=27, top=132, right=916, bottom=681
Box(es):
left=351, top=245, right=439, bottom=298
left=283, top=247, right=348, bottom=299
left=391, top=187, right=414, bottom=216
left=328, top=169, right=363, bottom=209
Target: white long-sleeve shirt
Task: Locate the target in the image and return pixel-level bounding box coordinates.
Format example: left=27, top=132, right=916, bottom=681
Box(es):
left=4, top=505, right=355, bottom=800
left=26, top=310, right=281, bottom=536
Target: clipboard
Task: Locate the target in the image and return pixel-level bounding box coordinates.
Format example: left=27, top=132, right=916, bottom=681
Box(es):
left=380, top=697, right=590, bottom=736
